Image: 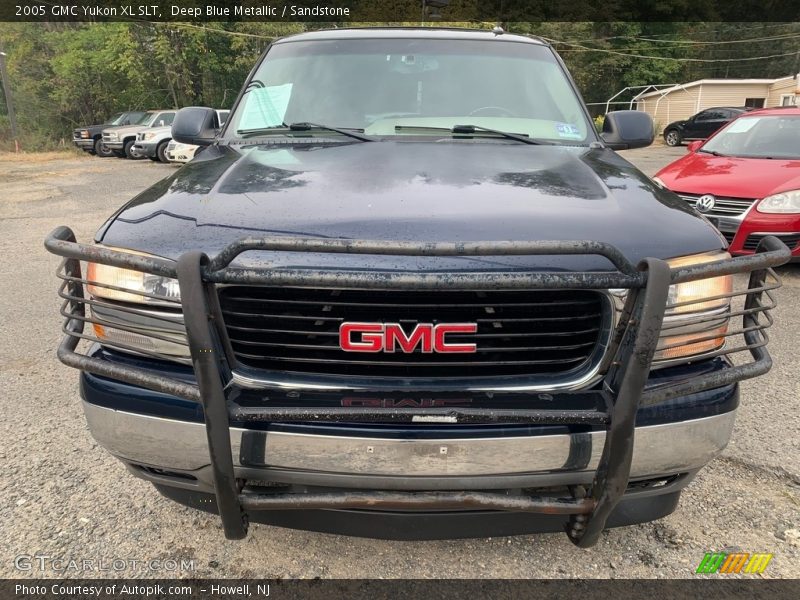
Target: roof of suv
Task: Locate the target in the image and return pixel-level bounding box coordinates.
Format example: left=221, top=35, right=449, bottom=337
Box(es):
left=274, top=27, right=545, bottom=46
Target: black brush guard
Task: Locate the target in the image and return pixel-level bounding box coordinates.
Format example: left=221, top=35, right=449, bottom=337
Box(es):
left=44, top=227, right=790, bottom=547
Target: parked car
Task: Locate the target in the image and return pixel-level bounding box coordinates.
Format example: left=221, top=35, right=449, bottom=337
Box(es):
left=164, top=140, right=199, bottom=163
left=655, top=106, right=800, bottom=260
left=131, top=125, right=172, bottom=163
left=102, top=110, right=176, bottom=159
left=663, top=107, right=749, bottom=146
left=45, top=28, right=790, bottom=547
left=165, top=110, right=229, bottom=163
left=72, top=111, right=145, bottom=157
left=134, top=110, right=228, bottom=163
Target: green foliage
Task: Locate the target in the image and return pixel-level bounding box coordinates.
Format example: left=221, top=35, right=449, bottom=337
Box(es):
left=593, top=114, right=605, bottom=133
left=0, top=21, right=286, bottom=148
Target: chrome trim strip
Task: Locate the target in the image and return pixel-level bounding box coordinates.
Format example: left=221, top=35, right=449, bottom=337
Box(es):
left=747, top=231, right=800, bottom=235
left=82, top=401, right=736, bottom=480
left=661, top=303, right=729, bottom=324
left=227, top=291, right=615, bottom=392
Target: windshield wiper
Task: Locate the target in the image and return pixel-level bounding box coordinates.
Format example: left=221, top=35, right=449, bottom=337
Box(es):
left=236, top=122, right=375, bottom=142
left=394, top=124, right=546, bottom=145
left=698, top=148, right=727, bottom=157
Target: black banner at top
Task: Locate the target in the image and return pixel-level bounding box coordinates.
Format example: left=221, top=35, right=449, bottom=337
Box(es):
left=2, top=0, right=800, bottom=22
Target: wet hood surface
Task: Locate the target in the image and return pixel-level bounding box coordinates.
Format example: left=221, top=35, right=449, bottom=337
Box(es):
left=99, top=141, right=722, bottom=272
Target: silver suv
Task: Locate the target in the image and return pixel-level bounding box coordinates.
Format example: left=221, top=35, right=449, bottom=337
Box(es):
left=131, top=126, right=172, bottom=163
left=138, top=110, right=229, bottom=164
left=102, top=110, right=176, bottom=159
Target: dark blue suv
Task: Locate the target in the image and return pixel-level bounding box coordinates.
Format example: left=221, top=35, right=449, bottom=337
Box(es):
left=46, top=28, right=790, bottom=546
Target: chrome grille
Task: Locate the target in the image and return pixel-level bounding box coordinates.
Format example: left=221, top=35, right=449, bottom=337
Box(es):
left=678, top=193, right=756, bottom=217
left=218, top=287, right=609, bottom=379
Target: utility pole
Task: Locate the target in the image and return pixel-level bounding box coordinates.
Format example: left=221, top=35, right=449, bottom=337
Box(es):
left=0, top=50, right=19, bottom=151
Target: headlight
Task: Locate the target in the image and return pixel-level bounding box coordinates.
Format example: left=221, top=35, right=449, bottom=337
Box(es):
left=80, top=130, right=90, bottom=139
left=654, top=251, right=732, bottom=362
left=107, top=132, right=118, bottom=140
left=756, top=189, right=800, bottom=213
left=86, top=248, right=187, bottom=359
left=664, top=252, right=732, bottom=314
left=87, top=252, right=180, bottom=304
left=142, top=132, right=156, bottom=141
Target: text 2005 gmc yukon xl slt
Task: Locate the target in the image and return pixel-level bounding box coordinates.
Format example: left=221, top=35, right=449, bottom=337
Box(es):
left=46, top=28, right=790, bottom=546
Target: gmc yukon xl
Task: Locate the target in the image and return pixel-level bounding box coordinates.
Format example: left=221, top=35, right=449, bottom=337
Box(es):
left=46, top=28, right=790, bottom=546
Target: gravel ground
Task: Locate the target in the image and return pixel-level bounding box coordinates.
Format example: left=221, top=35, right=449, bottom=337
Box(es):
left=0, top=147, right=798, bottom=579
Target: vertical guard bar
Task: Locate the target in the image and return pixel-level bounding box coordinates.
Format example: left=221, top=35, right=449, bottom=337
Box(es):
left=744, top=240, right=771, bottom=339
left=570, top=257, right=671, bottom=547
left=62, top=231, right=85, bottom=326
left=177, top=251, right=247, bottom=539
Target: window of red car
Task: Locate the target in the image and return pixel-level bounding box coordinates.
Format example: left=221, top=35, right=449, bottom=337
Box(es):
left=701, top=114, right=800, bottom=159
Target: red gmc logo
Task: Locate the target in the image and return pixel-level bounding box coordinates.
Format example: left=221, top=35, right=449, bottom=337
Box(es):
left=339, top=322, right=478, bottom=353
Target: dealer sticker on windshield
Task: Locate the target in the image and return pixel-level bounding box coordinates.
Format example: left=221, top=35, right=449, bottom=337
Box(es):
left=239, top=83, right=293, bottom=130
left=555, top=122, right=583, bottom=139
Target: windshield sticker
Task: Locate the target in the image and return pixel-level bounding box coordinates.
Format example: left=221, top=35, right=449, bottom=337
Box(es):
left=726, top=117, right=761, bottom=133
left=555, top=122, right=583, bottom=139
left=239, top=84, right=293, bottom=130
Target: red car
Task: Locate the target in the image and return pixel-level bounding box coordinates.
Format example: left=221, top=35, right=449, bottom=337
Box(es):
left=654, top=106, right=800, bottom=260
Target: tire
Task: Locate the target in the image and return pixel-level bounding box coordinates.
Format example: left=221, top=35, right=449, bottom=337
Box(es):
left=124, top=139, right=143, bottom=159
left=94, top=138, right=113, bottom=157
left=664, top=129, right=682, bottom=146
left=156, top=140, right=169, bottom=163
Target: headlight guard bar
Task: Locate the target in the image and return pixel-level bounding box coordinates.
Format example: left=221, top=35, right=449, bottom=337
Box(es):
left=44, top=226, right=791, bottom=547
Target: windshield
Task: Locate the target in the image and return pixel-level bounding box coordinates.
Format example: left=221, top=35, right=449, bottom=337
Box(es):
left=702, top=114, right=800, bottom=159
left=135, top=111, right=158, bottom=126
left=106, top=113, right=124, bottom=125
left=225, top=38, right=593, bottom=144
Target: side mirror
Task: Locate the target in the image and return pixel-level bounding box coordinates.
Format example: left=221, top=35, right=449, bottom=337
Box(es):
left=601, top=110, right=654, bottom=150
left=171, top=107, right=218, bottom=146
left=687, top=140, right=703, bottom=153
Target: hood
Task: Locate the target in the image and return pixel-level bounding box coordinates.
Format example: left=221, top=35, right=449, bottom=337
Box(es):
left=104, top=124, right=149, bottom=136
left=656, top=151, right=800, bottom=198
left=99, top=141, right=723, bottom=273
left=137, top=126, right=171, bottom=141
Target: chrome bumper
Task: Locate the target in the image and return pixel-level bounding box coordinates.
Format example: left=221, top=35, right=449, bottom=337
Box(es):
left=83, top=401, right=735, bottom=491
